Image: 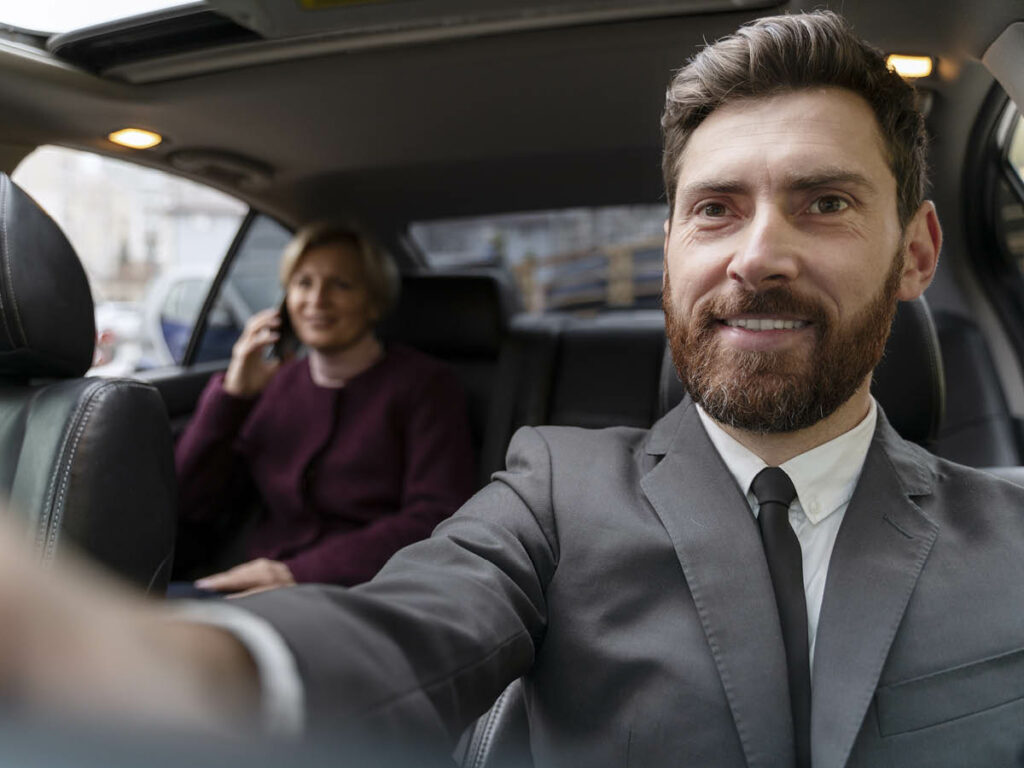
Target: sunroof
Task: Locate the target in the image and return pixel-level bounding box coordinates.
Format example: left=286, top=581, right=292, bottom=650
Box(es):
left=0, top=0, right=194, bottom=35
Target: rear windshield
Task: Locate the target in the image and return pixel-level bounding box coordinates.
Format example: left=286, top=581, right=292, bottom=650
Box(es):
left=409, top=205, right=667, bottom=314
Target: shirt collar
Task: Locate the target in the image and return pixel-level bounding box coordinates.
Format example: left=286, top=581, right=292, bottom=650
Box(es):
left=695, top=399, right=878, bottom=525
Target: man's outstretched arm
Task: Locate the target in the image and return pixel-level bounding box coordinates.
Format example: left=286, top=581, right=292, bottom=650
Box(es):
left=0, top=527, right=262, bottom=734
left=0, top=426, right=559, bottom=746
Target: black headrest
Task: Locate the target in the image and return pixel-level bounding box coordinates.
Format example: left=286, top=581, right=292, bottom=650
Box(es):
left=658, top=297, right=946, bottom=445
left=378, top=271, right=518, bottom=358
left=0, top=174, right=95, bottom=378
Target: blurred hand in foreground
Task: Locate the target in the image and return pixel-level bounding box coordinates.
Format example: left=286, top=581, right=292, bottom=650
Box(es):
left=0, top=520, right=262, bottom=734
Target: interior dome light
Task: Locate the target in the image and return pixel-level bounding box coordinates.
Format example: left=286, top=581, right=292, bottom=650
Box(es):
left=107, top=128, right=163, bottom=149
left=886, top=55, right=933, bottom=79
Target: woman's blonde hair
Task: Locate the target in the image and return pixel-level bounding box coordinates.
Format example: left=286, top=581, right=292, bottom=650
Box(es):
left=279, top=221, right=399, bottom=317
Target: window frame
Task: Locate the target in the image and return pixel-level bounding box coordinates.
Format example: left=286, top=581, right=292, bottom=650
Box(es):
left=181, top=208, right=294, bottom=367
left=180, top=207, right=256, bottom=367
left=964, top=86, right=1024, bottom=365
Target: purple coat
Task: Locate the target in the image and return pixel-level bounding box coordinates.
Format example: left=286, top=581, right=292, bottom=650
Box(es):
left=174, top=345, right=476, bottom=585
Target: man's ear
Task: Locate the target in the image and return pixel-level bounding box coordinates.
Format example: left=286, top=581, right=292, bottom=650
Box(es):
left=896, top=200, right=942, bottom=301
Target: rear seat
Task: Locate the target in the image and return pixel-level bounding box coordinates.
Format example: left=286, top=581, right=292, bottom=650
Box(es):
left=389, top=274, right=1012, bottom=482
left=931, top=309, right=1022, bottom=466
left=545, top=311, right=666, bottom=429
left=378, top=271, right=520, bottom=488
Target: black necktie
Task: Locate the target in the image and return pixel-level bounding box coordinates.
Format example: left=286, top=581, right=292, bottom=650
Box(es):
left=751, top=467, right=811, bottom=768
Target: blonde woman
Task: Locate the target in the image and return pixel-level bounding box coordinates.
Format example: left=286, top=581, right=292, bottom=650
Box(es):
left=175, top=223, right=475, bottom=596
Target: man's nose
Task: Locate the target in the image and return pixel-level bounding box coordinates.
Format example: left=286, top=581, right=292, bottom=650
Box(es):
left=726, top=208, right=800, bottom=291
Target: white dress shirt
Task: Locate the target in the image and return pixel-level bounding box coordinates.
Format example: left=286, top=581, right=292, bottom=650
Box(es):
left=695, top=399, right=878, bottom=669
left=173, top=600, right=305, bottom=736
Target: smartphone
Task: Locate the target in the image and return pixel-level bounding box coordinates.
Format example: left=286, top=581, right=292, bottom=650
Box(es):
left=270, top=298, right=299, bottom=360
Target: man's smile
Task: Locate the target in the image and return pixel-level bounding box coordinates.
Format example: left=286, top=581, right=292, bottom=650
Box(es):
left=720, top=316, right=811, bottom=331
left=712, top=314, right=817, bottom=352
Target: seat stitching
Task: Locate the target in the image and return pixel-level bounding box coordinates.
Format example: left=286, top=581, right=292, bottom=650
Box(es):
left=0, top=182, right=16, bottom=347
left=472, top=685, right=512, bottom=768
left=41, top=379, right=110, bottom=563
left=2, top=195, right=26, bottom=344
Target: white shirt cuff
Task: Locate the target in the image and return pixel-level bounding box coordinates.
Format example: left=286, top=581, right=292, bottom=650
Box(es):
left=172, top=601, right=305, bottom=737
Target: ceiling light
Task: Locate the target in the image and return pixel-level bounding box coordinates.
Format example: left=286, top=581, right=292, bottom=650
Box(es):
left=886, top=55, right=933, bottom=79
left=107, top=128, right=163, bottom=149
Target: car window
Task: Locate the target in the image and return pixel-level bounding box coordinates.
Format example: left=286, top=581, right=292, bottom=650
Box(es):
left=192, top=213, right=292, bottom=364
left=1001, top=114, right=1024, bottom=262
left=409, top=205, right=667, bottom=314
left=12, top=146, right=247, bottom=373
left=1010, top=115, right=1024, bottom=185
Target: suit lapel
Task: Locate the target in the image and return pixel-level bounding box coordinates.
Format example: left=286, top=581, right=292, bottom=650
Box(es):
left=811, top=415, right=938, bottom=768
left=641, top=400, right=794, bottom=768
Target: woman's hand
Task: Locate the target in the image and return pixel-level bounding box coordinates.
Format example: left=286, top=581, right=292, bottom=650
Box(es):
left=222, top=308, right=285, bottom=398
left=195, top=558, right=296, bottom=598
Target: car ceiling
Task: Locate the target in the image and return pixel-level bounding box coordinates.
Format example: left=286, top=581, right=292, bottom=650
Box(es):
left=0, top=0, right=1019, bottom=231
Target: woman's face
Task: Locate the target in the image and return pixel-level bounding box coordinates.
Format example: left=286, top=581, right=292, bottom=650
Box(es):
left=285, top=241, right=378, bottom=354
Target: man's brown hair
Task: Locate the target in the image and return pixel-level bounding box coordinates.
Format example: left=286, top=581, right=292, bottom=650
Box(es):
left=661, top=10, right=927, bottom=227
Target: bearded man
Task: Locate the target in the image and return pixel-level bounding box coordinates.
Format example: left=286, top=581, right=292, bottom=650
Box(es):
left=3, top=9, right=1024, bottom=768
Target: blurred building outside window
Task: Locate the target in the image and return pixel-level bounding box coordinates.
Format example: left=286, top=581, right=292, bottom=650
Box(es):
left=13, top=146, right=247, bottom=374
left=409, top=205, right=668, bottom=314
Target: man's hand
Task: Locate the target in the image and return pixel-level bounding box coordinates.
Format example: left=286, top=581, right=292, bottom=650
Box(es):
left=0, top=524, right=262, bottom=733
left=196, top=558, right=296, bottom=598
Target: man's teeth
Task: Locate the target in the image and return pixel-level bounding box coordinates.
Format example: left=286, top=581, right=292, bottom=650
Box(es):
left=723, top=318, right=808, bottom=331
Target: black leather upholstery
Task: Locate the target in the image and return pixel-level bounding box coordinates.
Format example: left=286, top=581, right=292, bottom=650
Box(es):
left=931, top=310, right=1021, bottom=466
left=378, top=271, right=518, bottom=358
left=453, top=679, right=530, bottom=768
left=659, top=297, right=946, bottom=446
left=871, top=297, right=945, bottom=445
left=480, top=311, right=666, bottom=482
left=547, top=312, right=666, bottom=429
left=379, top=271, right=519, bottom=487
left=0, top=176, right=95, bottom=378
left=0, top=174, right=176, bottom=592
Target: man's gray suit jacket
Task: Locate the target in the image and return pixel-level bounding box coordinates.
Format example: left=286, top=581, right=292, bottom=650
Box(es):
left=240, top=398, right=1024, bottom=767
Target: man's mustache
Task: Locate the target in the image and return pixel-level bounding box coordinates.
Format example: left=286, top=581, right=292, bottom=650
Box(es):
left=699, top=286, right=829, bottom=328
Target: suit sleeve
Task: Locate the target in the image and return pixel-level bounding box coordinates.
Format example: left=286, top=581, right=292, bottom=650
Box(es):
left=282, top=365, right=477, bottom=585
left=174, top=372, right=258, bottom=523
left=233, top=425, right=558, bottom=745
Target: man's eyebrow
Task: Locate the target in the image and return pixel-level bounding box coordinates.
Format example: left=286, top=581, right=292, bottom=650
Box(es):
left=783, top=168, right=876, bottom=192
left=676, top=168, right=877, bottom=201
left=676, top=179, right=749, bottom=199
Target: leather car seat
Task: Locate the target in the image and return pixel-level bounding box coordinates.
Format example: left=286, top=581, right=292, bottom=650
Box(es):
left=0, top=174, right=176, bottom=592
left=378, top=270, right=520, bottom=487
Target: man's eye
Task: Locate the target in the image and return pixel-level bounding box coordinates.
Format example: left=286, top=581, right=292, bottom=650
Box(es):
left=808, top=196, right=849, bottom=214
left=701, top=203, right=728, bottom=217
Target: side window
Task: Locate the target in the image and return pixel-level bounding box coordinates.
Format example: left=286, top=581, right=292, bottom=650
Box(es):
left=409, top=205, right=668, bottom=314
left=192, top=213, right=292, bottom=363
left=999, top=113, right=1024, bottom=262
left=12, top=146, right=247, bottom=373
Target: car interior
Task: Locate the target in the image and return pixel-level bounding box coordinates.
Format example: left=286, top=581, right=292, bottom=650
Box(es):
left=0, top=0, right=1023, bottom=762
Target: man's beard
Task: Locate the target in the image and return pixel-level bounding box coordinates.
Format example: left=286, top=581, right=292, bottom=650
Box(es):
left=664, top=254, right=903, bottom=434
